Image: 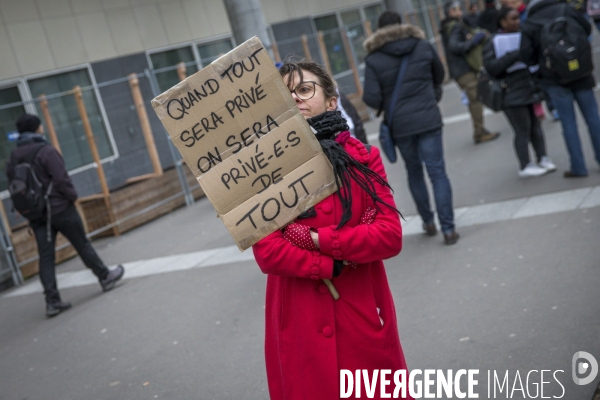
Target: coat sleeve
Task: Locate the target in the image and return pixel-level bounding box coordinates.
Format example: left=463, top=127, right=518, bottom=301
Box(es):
left=448, top=24, right=477, bottom=55
left=362, top=59, right=383, bottom=111
left=519, top=24, right=538, bottom=66
left=483, top=40, right=519, bottom=78
left=317, top=146, right=402, bottom=264
left=431, top=42, right=445, bottom=86
left=42, top=147, right=78, bottom=202
left=252, top=229, right=335, bottom=279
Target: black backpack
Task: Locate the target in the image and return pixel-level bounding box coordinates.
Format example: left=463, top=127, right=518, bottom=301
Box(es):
left=539, top=5, right=593, bottom=85
left=8, top=144, right=53, bottom=221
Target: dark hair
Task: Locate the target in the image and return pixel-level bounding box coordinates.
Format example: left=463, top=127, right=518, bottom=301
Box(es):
left=444, top=1, right=462, bottom=17
left=278, top=60, right=337, bottom=100
left=496, top=6, right=516, bottom=29
left=378, top=11, right=402, bottom=28
left=16, top=114, right=41, bottom=134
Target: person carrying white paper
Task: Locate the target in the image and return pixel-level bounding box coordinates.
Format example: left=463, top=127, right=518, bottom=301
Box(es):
left=482, top=7, right=556, bottom=178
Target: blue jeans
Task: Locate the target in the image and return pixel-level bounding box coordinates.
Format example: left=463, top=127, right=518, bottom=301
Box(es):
left=545, top=85, right=600, bottom=175
left=395, top=129, right=455, bottom=233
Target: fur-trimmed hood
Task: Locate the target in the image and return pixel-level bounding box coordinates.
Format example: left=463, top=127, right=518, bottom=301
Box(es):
left=363, top=23, right=426, bottom=54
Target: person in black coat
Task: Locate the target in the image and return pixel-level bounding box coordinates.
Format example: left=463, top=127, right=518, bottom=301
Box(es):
left=483, top=7, right=556, bottom=178
left=363, top=11, right=459, bottom=245
left=478, top=0, right=499, bottom=32
left=6, top=114, right=125, bottom=317
left=520, top=0, right=600, bottom=177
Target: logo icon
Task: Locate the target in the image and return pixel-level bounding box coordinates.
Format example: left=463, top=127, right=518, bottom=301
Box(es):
left=572, top=351, right=598, bottom=385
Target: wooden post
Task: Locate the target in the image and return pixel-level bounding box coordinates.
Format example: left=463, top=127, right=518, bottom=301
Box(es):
left=427, top=6, right=438, bottom=38
left=301, top=34, right=312, bottom=60
left=38, top=94, right=61, bottom=154
left=316, top=31, right=332, bottom=76
left=72, top=85, right=119, bottom=236
left=177, top=62, right=187, bottom=82
left=128, top=74, right=162, bottom=177
left=271, top=42, right=281, bottom=63
left=341, top=29, right=363, bottom=97
left=364, top=20, right=373, bottom=37
left=438, top=4, right=445, bottom=20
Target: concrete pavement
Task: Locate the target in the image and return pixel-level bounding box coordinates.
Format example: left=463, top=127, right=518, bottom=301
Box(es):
left=1, top=84, right=600, bottom=399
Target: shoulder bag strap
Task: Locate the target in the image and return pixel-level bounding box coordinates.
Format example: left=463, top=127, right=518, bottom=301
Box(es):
left=384, top=54, right=410, bottom=129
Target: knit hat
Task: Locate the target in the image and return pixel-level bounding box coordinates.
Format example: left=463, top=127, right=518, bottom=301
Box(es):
left=16, top=114, right=41, bottom=134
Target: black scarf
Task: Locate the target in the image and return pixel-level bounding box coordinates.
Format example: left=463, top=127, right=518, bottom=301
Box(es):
left=304, top=111, right=400, bottom=229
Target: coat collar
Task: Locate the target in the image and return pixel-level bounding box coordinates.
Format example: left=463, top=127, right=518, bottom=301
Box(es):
left=363, top=23, right=425, bottom=54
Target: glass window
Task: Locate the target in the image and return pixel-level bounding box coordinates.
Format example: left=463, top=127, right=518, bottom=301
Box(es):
left=150, top=46, right=197, bottom=92
left=314, top=15, right=350, bottom=75
left=28, top=69, right=114, bottom=171
left=198, top=39, right=234, bottom=66
left=341, top=10, right=367, bottom=65
left=0, top=86, right=26, bottom=191
left=365, top=4, right=383, bottom=31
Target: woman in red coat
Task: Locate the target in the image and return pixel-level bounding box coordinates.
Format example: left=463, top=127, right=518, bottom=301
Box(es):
left=252, top=60, right=412, bottom=400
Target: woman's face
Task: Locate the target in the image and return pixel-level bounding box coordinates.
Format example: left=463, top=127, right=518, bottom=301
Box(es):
left=284, top=69, right=337, bottom=119
left=500, top=9, right=520, bottom=32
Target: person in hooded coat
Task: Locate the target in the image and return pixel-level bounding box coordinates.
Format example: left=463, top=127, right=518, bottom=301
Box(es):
left=363, top=11, right=459, bottom=245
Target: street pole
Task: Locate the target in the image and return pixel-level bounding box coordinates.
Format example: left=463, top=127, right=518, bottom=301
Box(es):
left=223, top=0, right=272, bottom=52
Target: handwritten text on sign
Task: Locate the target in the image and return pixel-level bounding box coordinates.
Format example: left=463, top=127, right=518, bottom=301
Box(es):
left=152, top=37, right=337, bottom=250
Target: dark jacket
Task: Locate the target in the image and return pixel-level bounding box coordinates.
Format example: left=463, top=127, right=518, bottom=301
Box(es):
left=6, top=133, right=78, bottom=217
left=363, top=24, right=444, bottom=138
left=440, top=18, right=479, bottom=79
left=520, top=0, right=594, bottom=89
left=478, top=6, right=499, bottom=33
left=464, top=13, right=480, bottom=29
left=483, top=33, right=544, bottom=108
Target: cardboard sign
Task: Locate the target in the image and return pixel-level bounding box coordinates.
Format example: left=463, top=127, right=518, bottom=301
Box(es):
left=152, top=37, right=337, bottom=250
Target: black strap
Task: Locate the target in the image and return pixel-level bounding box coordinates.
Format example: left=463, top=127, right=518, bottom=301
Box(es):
left=384, top=54, right=411, bottom=129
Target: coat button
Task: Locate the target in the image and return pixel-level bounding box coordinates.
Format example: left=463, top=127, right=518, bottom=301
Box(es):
left=322, top=326, right=333, bottom=338
left=322, top=203, right=332, bottom=214
left=332, top=240, right=340, bottom=249
left=310, top=275, right=319, bottom=280
left=332, top=250, right=342, bottom=258
left=311, top=267, right=320, bottom=274
left=318, top=284, right=329, bottom=294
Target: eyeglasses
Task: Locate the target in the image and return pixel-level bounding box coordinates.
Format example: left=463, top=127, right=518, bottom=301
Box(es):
left=290, top=81, right=325, bottom=101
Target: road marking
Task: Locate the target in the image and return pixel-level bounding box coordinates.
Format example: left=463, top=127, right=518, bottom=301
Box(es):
left=3, top=185, right=599, bottom=299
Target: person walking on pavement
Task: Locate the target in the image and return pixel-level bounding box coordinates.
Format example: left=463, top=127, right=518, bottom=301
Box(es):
left=520, top=0, right=600, bottom=177
left=253, top=60, right=411, bottom=400
left=483, top=7, right=557, bottom=178
left=6, top=114, right=124, bottom=317
left=441, top=1, right=500, bottom=144
left=363, top=11, right=459, bottom=244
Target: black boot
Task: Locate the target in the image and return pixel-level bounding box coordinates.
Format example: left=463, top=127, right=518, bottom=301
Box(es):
left=46, top=301, right=72, bottom=317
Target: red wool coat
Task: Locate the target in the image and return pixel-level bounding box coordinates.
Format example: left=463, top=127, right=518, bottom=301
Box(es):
left=253, top=137, right=412, bottom=400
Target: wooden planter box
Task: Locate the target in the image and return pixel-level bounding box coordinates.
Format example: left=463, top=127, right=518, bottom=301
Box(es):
left=78, top=165, right=204, bottom=237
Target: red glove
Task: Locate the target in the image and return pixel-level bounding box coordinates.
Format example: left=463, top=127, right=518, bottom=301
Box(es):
left=283, top=223, right=318, bottom=250
left=359, top=207, right=377, bottom=225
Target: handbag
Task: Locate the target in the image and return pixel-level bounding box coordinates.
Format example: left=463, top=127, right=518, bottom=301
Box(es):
left=379, top=55, right=409, bottom=163
left=477, top=67, right=506, bottom=112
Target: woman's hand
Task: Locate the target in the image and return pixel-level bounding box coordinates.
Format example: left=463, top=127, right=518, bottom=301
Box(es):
left=283, top=223, right=319, bottom=250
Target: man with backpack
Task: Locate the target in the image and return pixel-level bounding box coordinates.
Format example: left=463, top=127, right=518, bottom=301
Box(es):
left=520, top=0, right=600, bottom=177
left=6, top=114, right=124, bottom=317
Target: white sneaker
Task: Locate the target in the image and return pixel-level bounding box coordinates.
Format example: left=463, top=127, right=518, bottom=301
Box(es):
left=518, top=162, right=547, bottom=178
left=538, top=156, right=557, bottom=172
